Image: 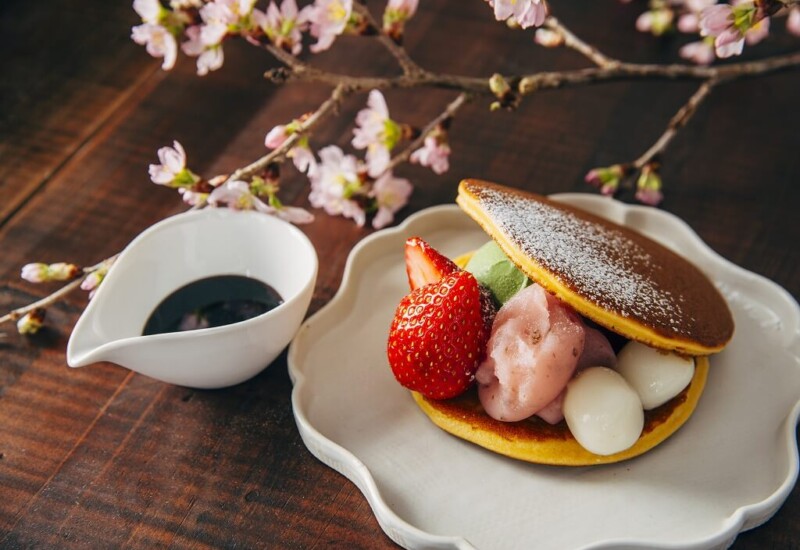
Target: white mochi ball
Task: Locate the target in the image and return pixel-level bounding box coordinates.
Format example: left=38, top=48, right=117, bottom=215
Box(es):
left=616, top=341, right=695, bottom=410
left=564, top=367, right=644, bottom=456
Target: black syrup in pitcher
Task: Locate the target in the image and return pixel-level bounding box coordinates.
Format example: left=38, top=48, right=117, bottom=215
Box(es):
left=142, top=275, right=283, bottom=336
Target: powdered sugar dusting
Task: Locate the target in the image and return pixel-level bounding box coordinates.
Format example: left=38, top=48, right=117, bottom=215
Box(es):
left=476, top=186, right=692, bottom=337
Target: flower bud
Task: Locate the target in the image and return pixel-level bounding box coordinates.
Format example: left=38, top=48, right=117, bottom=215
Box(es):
left=635, top=164, right=664, bottom=206
left=81, top=259, right=114, bottom=299
left=534, top=28, right=563, bottom=47
left=21, top=262, right=80, bottom=283
left=636, top=9, right=675, bottom=36
left=265, top=124, right=289, bottom=149
left=585, top=164, right=625, bottom=188
left=20, top=263, right=48, bottom=283
left=489, top=73, right=511, bottom=98
left=17, top=308, right=46, bottom=335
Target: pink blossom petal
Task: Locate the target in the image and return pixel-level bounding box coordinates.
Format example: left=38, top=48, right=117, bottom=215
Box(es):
left=745, top=16, right=769, bottom=45
left=182, top=25, right=205, bottom=56
left=788, top=9, right=800, bottom=37
left=149, top=164, right=176, bottom=184
left=131, top=23, right=178, bottom=70
left=200, top=22, right=228, bottom=46
left=366, top=145, right=391, bottom=178
left=134, top=0, right=162, bottom=23
left=700, top=4, right=733, bottom=37
left=288, top=146, right=317, bottom=175
left=410, top=135, right=450, bottom=175
left=677, top=13, right=699, bottom=33
left=679, top=40, right=715, bottom=65
left=276, top=205, right=315, bottom=224
left=196, top=46, right=224, bottom=75
left=715, top=29, right=744, bottom=57
left=371, top=171, right=412, bottom=228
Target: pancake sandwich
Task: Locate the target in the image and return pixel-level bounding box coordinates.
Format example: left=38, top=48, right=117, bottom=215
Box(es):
left=387, top=179, right=734, bottom=466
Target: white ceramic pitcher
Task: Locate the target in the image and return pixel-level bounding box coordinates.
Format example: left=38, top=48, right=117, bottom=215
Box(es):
left=67, top=208, right=317, bottom=389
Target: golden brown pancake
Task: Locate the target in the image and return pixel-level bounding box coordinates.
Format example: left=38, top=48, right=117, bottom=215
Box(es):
left=456, top=179, right=734, bottom=355
left=413, top=357, right=708, bottom=466
left=407, top=180, right=733, bottom=465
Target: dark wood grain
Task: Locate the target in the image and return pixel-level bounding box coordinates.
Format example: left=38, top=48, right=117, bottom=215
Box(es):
left=1, top=1, right=798, bottom=548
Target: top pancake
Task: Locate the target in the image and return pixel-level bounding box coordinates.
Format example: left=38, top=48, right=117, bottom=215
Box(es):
left=456, top=179, right=734, bottom=355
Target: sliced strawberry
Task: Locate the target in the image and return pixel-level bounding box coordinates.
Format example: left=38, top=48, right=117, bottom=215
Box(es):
left=404, top=236, right=459, bottom=291
left=387, top=270, right=496, bottom=400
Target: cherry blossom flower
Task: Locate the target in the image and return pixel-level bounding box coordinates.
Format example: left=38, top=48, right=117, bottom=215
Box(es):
left=209, top=179, right=272, bottom=211
left=699, top=2, right=761, bottom=58
left=383, top=0, right=419, bottom=40
left=679, top=39, right=716, bottom=65
left=352, top=90, right=401, bottom=177
left=208, top=179, right=314, bottom=223
left=410, top=135, right=451, bottom=175
left=149, top=140, right=199, bottom=187
left=370, top=171, right=412, bottom=229
left=253, top=0, right=311, bottom=55
left=181, top=26, right=225, bottom=76
left=132, top=23, right=178, bottom=70
left=308, top=0, right=353, bottom=53
left=308, top=146, right=367, bottom=226
left=487, top=0, right=548, bottom=29
left=17, top=309, right=45, bottom=335
left=21, top=262, right=80, bottom=283
left=788, top=8, right=800, bottom=37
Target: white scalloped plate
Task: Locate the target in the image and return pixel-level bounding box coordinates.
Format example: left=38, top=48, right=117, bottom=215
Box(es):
left=288, top=194, right=800, bottom=550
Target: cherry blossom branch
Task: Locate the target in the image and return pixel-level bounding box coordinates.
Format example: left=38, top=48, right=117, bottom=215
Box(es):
left=264, top=50, right=800, bottom=95
left=542, top=16, right=618, bottom=68
left=226, top=83, right=348, bottom=183
left=0, top=256, right=116, bottom=327
left=386, top=92, right=470, bottom=172
left=631, top=79, right=718, bottom=170
left=516, top=52, right=800, bottom=92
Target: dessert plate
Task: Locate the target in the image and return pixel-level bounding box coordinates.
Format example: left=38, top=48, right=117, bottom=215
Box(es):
left=288, top=195, right=800, bottom=550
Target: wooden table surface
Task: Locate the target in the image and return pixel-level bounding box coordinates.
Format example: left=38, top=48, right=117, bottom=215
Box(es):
left=1, top=1, right=798, bottom=548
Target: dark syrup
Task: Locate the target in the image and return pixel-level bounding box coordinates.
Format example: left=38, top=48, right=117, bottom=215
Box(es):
left=142, top=275, right=283, bottom=336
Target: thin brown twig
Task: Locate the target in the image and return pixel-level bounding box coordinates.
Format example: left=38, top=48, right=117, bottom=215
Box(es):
left=632, top=79, right=719, bottom=170
left=543, top=16, right=618, bottom=68
left=351, top=1, right=424, bottom=77
left=386, top=92, right=471, bottom=172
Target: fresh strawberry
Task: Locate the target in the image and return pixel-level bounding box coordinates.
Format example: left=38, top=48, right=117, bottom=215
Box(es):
left=404, top=236, right=459, bottom=291
left=387, top=270, right=495, bottom=400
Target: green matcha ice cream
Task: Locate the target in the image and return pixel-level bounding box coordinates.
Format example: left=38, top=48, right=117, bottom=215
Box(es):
left=465, top=240, right=531, bottom=305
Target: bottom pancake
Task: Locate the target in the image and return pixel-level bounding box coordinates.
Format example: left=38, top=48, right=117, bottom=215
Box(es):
left=411, top=357, right=708, bottom=466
